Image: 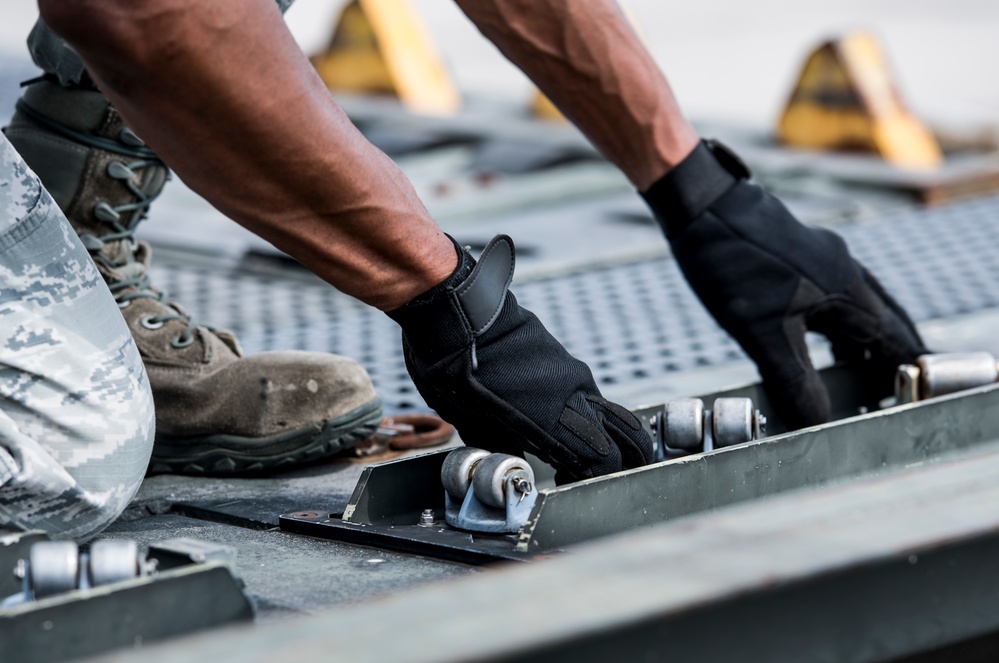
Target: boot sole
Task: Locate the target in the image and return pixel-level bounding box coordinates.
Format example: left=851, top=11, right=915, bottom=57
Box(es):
left=148, top=398, right=383, bottom=476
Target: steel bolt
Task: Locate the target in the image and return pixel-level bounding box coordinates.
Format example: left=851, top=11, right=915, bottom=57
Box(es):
left=418, top=509, right=435, bottom=527
left=143, top=558, right=159, bottom=576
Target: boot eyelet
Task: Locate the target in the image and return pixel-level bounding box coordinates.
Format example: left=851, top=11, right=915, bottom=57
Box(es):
left=140, top=315, right=165, bottom=330
left=171, top=335, right=195, bottom=349
left=117, top=300, right=131, bottom=309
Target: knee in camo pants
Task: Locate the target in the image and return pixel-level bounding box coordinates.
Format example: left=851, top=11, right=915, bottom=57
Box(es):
left=0, top=135, right=154, bottom=541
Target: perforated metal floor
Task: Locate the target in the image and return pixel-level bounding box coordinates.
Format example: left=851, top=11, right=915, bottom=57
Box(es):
left=149, top=195, right=999, bottom=415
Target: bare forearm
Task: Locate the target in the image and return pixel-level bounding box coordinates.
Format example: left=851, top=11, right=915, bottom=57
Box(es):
left=455, top=0, right=698, bottom=190
left=38, top=0, right=456, bottom=310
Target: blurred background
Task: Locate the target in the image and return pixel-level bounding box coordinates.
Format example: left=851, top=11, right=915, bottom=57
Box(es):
left=3, top=0, right=998, bottom=127
left=1, top=1, right=999, bottom=413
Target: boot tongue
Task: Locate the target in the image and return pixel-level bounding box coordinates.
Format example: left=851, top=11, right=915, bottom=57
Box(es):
left=115, top=253, right=148, bottom=280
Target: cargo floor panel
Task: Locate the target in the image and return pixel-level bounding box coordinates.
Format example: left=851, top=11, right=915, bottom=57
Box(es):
left=100, top=515, right=473, bottom=621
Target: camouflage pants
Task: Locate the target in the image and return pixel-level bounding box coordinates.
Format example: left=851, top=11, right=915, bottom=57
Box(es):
left=0, top=135, right=154, bottom=542
left=10, top=1, right=292, bottom=540
left=28, top=0, right=296, bottom=87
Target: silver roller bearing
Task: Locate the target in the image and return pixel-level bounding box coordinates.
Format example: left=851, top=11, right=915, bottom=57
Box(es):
left=712, top=397, right=755, bottom=448
left=663, top=398, right=705, bottom=451
left=917, top=352, right=999, bottom=399
left=441, top=447, right=491, bottom=500
left=471, top=453, right=535, bottom=509
left=89, top=539, right=143, bottom=587
left=28, top=541, right=80, bottom=599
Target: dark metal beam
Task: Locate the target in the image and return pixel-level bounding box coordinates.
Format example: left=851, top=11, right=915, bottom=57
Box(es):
left=1, top=563, right=252, bottom=663
left=289, top=371, right=999, bottom=558
left=522, top=381, right=999, bottom=550
left=110, top=441, right=999, bottom=663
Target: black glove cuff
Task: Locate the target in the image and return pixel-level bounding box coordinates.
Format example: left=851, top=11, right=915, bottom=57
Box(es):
left=640, top=139, right=750, bottom=239
left=394, top=236, right=474, bottom=310
left=387, top=235, right=516, bottom=364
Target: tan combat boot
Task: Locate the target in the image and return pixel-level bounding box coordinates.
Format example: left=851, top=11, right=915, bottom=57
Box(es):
left=4, top=79, right=382, bottom=475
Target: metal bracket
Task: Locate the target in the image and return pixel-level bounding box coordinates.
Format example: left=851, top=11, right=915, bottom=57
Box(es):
left=444, top=475, right=539, bottom=534
left=0, top=537, right=253, bottom=663
left=0, top=530, right=48, bottom=599
left=282, top=362, right=999, bottom=562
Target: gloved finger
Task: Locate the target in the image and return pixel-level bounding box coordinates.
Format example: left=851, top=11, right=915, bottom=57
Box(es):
left=858, top=266, right=928, bottom=360
left=761, top=360, right=830, bottom=431
left=806, top=272, right=927, bottom=395
left=556, top=397, right=628, bottom=480
left=587, top=395, right=654, bottom=468
left=736, top=315, right=832, bottom=430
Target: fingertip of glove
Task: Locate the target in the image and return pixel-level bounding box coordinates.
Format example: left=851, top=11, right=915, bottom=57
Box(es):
left=766, top=369, right=831, bottom=431
left=559, top=405, right=613, bottom=456
left=586, top=395, right=643, bottom=431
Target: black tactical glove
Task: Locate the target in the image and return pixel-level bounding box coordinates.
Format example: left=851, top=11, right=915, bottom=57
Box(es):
left=642, top=140, right=928, bottom=429
left=387, top=235, right=654, bottom=484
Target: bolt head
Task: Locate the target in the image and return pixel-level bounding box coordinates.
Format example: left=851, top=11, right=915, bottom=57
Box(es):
left=418, top=509, right=436, bottom=526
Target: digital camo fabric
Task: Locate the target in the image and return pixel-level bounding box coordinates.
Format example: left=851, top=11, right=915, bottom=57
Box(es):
left=0, top=136, right=154, bottom=541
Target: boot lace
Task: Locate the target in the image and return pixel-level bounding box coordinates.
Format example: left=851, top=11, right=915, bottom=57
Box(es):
left=15, top=98, right=200, bottom=348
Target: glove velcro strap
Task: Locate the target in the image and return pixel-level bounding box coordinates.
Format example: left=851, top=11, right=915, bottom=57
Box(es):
left=640, top=139, right=749, bottom=240
left=455, top=235, right=515, bottom=336
left=387, top=234, right=515, bottom=365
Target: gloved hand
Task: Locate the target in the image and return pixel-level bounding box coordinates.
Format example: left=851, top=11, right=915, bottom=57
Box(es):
left=642, top=140, right=928, bottom=429
left=387, top=235, right=653, bottom=484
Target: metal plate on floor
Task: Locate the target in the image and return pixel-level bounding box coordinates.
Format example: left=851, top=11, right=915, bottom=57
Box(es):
left=280, top=511, right=543, bottom=565
left=280, top=451, right=547, bottom=565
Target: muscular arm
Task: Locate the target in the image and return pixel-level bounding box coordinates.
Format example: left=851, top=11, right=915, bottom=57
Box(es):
left=36, top=0, right=658, bottom=479
left=36, top=0, right=455, bottom=311
left=454, top=0, right=699, bottom=190
left=455, top=1, right=927, bottom=429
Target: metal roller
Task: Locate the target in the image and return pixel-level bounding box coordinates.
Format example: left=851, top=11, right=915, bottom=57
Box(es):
left=917, top=353, right=998, bottom=400
left=441, top=447, right=491, bottom=499
left=471, top=453, right=535, bottom=509
left=28, top=541, right=79, bottom=599
left=712, top=398, right=755, bottom=448
left=88, top=539, right=142, bottom=587
left=663, top=398, right=705, bottom=451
